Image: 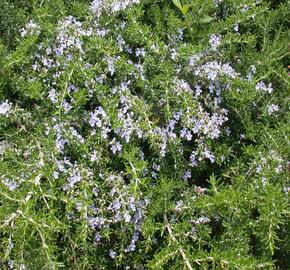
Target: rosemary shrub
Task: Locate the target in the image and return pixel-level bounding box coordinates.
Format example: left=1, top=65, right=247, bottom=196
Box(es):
left=0, top=0, right=289, bottom=269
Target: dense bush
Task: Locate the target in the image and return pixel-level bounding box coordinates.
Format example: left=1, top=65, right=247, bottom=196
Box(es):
left=0, top=0, right=289, bottom=269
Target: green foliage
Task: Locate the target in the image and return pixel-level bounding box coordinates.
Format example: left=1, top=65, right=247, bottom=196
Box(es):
left=172, top=0, right=190, bottom=15
left=0, top=0, right=289, bottom=269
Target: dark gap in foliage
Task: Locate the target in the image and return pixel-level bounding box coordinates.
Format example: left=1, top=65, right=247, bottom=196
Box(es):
left=190, top=162, right=223, bottom=188
left=140, top=139, right=152, bottom=162
left=1, top=81, right=21, bottom=104
left=249, top=233, right=260, bottom=257
left=269, top=0, right=288, bottom=9
left=251, top=208, right=260, bottom=219
left=110, top=156, right=127, bottom=176
left=209, top=216, right=224, bottom=241
left=273, top=219, right=290, bottom=269
left=215, top=2, right=228, bottom=20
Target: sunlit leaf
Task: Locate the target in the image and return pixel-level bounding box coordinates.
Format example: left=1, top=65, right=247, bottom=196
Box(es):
left=172, top=0, right=182, bottom=10
left=181, top=4, right=190, bottom=15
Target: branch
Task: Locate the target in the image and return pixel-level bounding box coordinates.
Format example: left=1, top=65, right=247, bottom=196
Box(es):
left=163, top=214, right=193, bottom=270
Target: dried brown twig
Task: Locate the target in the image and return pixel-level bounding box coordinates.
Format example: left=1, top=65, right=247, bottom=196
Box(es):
left=163, top=214, right=193, bottom=270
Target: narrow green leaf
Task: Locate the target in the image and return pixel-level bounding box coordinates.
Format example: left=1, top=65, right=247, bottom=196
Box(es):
left=200, top=15, right=214, bottom=23
left=172, top=0, right=183, bottom=10
left=181, top=4, right=189, bottom=15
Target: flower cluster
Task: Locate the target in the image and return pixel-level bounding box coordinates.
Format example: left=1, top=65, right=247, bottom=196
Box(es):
left=0, top=100, right=12, bottom=116
left=255, top=81, right=273, bottom=94
left=19, top=20, right=40, bottom=37
left=90, top=0, right=140, bottom=17
left=267, top=103, right=279, bottom=115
